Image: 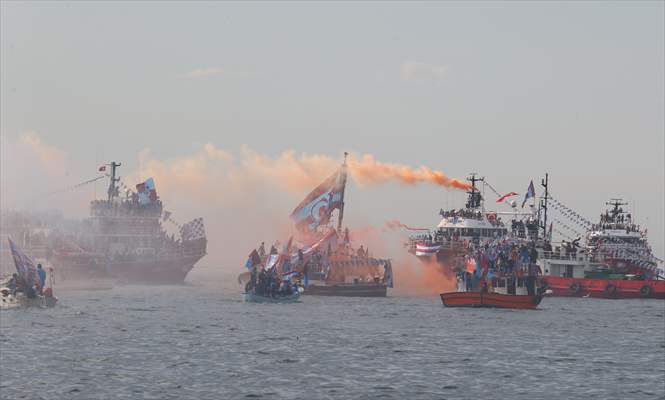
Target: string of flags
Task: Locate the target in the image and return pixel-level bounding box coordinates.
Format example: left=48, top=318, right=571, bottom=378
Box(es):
left=548, top=194, right=593, bottom=228
left=37, top=175, right=107, bottom=200
left=552, top=227, right=575, bottom=241
left=162, top=210, right=183, bottom=229
left=553, top=218, right=583, bottom=237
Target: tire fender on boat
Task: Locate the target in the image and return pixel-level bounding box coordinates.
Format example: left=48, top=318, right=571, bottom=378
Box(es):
left=639, top=285, right=652, bottom=298
left=604, top=284, right=617, bottom=295
left=569, top=282, right=581, bottom=294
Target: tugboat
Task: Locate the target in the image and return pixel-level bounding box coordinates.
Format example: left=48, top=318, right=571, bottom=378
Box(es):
left=540, top=196, right=664, bottom=299
left=241, top=153, right=393, bottom=298
left=52, top=162, right=208, bottom=284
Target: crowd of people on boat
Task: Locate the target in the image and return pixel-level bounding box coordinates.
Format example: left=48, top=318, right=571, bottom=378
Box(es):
left=510, top=218, right=539, bottom=239
left=439, top=208, right=484, bottom=221
left=591, top=211, right=642, bottom=233
left=471, top=239, right=541, bottom=277
left=245, top=264, right=299, bottom=298
left=90, top=197, right=163, bottom=218
left=4, top=264, right=49, bottom=299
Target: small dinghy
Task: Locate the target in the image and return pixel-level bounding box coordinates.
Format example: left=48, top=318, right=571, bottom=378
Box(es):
left=0, top=289, right=57, bottom=309
left=1, top=238, right=58, bottom=310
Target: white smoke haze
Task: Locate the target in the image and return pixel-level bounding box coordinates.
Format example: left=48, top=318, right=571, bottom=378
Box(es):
left=184, top=67, right=225, bottom=79
left=125, top=143, right=469, bottom=272
left=19, top=131, right=68, bottom=176
left=4, top=133, right=469, bottom=289
left=400, top=61, right=447, bottom=83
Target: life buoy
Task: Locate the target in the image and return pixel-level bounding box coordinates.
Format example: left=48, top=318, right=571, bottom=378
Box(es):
left=639, top=285, right=652, bottom=298
left=604, top=284, right=617, bottom=295
left=569, top=282, right=581, bottom=294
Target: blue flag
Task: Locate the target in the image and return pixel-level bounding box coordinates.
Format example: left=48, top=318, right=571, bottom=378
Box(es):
left=521, top=180, right=535, bottom=208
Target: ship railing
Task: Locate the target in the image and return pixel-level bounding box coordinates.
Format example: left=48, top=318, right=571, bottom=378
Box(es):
left=541, top=251, right=596, bottom=263
left=406, top=238, right=468, bottom=251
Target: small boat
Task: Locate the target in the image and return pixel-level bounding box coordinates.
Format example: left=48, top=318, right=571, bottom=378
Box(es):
left=440, top=291, right=543, bottom=309
left=0, top=290, right=57, bottom=309
left=440, top=274, right=544, bottom=310
left=1, top=239, right=58, bottom=309
left=241, top=153, right=394, bottom=299
left=242, top=291, right=301, bottom=303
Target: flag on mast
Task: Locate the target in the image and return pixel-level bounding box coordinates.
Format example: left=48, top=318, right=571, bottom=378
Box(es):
left=8, top=238, right=40, bottom=288
left=290, top=168, right=345, bottom=231
left=521, top=181, right=535, bottom=208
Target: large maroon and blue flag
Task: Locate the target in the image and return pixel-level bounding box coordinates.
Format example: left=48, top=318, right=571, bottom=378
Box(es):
left=8, top=238, right=40, bottom=288
left=136, top=177, right=157, bottom=205
left=290, top=169, right=345, bottom=231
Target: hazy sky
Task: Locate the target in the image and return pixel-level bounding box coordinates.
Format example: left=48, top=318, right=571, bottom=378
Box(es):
left=1, top=1, right=663, bottom=263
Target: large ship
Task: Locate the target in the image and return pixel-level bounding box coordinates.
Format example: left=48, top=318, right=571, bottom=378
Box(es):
left=51, top=162, right=207, bottom=284
left=407, top=174, right=537, bottom=270
left=540, top=197, right=664, bottom=299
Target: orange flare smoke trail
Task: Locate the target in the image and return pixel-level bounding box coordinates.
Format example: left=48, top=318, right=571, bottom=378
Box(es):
left=347, top=154, right=471, bottom=190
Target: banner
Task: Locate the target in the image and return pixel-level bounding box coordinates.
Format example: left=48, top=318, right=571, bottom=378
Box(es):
left=136, top=178, right=158, bottom=205
left=8, top=238, right=40, bottom=288
left=290, top=169, right=345, bottom=231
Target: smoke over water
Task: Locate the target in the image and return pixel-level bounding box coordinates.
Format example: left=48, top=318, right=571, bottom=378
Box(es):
left=8, top=135, right=464, bottom=294
left=347, top=226, right=456, bottom=296
left=128, top=145, right=470, bottom=201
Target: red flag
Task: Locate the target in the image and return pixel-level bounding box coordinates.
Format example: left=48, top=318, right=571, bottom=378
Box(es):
left=98, top=165, right=106, bottom=172
left=496, top=191, right=518, bottom=203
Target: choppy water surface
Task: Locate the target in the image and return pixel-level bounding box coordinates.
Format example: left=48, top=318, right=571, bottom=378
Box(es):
left=1, top=268, right=664, bottom=400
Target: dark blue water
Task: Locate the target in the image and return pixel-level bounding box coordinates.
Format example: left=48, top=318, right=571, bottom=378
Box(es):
left=1, top=266, right=664, bottom=400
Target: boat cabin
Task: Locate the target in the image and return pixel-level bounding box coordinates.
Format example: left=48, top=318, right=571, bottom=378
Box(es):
left=456, top=273, right=541, bottom=296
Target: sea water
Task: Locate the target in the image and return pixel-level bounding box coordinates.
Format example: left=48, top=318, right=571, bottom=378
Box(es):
left=1, top=266, right=664, bottom=400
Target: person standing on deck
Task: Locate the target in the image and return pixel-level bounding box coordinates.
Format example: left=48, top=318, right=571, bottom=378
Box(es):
left=37, top=264, right=46, bottom=294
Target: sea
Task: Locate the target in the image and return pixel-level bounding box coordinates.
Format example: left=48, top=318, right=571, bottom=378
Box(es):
left=1, top=265, right=664, bottom=400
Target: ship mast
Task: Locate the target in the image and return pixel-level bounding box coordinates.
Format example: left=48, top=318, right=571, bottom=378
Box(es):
left=466, top=173, right=484, bottom=210
left=540, top=173, right=549, bottom=241
left=107, top=161, right=122, bottom=201
left=337, top=152, right=349, bottom=232
left=606, top=199, right=627, bottom=221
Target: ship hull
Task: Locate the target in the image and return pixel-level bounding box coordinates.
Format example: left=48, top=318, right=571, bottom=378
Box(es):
left=304, top=283, right=387, bottom=297
left=105, top=254, right=205, bottom=285
left=242, top=292, right=301, bottom=303
left=543, top=276, right=665, bottom=300
left=440, top=291, right=543, bottom=309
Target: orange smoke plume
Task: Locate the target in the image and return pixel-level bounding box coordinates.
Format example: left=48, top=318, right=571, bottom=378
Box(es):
left=384, top=219, right=429, bottom=232
left=347, top=154, right=471, bottom=190
left=393, top=256, right=457, bottom=296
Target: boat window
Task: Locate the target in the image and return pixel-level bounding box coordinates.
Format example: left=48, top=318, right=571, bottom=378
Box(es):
left=497, top=279, right=506, bottom=288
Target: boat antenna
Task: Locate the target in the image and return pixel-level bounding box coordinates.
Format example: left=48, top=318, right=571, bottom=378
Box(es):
left=337, top=152, right=348, bottom=232
left=606, top=198, right=627, bottom=219
left=540, top=173, right=549, bottom=241
left=466, top=173, right=484, bottom=210
left=107, top=161, right=122, bottom=201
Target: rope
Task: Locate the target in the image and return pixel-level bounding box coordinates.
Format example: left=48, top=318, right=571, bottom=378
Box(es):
left=36, top=175, right=107, bottom=199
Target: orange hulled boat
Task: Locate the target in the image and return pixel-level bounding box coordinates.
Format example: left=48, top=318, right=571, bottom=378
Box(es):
left=441, top=269, right=545, bottom=310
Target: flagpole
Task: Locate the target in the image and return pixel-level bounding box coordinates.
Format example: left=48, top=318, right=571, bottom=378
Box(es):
left=336, top=152, right=348, bottom=232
